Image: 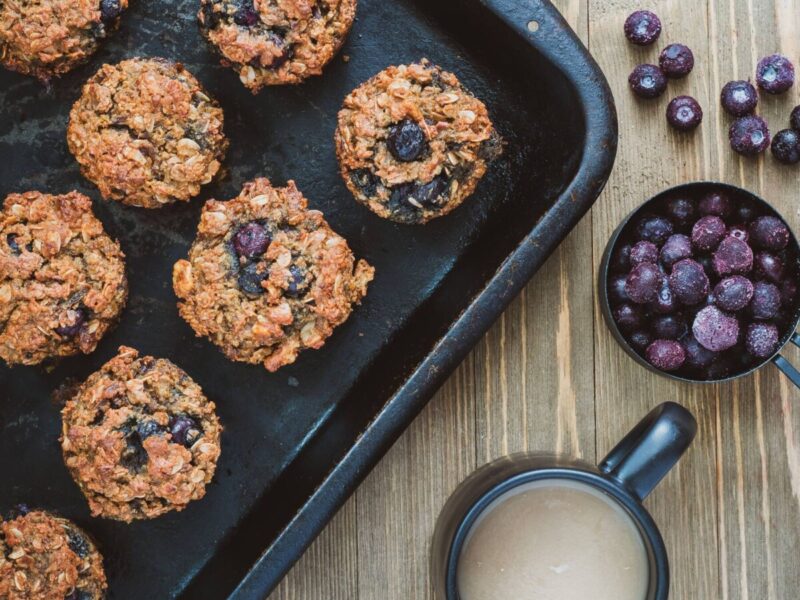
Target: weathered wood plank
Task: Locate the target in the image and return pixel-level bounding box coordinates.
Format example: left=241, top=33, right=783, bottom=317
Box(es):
left=588, top=1, right=721, bottom=599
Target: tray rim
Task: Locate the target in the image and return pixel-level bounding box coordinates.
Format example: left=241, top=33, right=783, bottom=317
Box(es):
left=230, top=0, right=618, bottom=596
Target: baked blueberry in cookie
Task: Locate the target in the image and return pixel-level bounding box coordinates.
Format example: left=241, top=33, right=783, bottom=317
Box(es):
left=197, top=0, right=357, bottom=91
left=67, top=58, right=228, bottom=208
left=0, top=510, right=107, bottom=599
left=335, top=60, right=502, bottom=224
left=0, top=0, right=130, bottom=81
left=173, top=178, right=374, bottom=371
left=0, top=191, right=128, bottom=366
left=61, top=346, right=222, bottom=522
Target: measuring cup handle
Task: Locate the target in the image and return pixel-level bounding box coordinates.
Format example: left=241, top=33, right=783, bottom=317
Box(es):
left=772, top=332, right=800, bottom=389
left=599, top=402, right=697, bottom=502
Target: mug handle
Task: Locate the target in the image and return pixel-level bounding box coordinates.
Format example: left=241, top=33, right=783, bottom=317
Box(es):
left=598, top=402, right=697, bottom=502
left=772, top=332, right=800, bottom=388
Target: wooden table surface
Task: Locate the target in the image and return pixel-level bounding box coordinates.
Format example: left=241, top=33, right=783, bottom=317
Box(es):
left=269, top=1, right=800, bottom=598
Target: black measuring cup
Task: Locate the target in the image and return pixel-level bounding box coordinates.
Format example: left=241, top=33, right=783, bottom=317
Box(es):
left=431, top=402, right=697, bottom=600
left=600, top=182, right=800, bottom=385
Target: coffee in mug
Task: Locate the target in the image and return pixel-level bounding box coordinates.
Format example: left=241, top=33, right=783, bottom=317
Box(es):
left=456, top=479, right=649, bottom=600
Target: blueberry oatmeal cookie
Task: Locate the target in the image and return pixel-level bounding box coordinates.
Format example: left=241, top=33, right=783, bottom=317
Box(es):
left=335, top=60, right=502, bottom=224
left=197, top=0, right=357, bottom=91
left=0, top=191, right=127, bottom=366
left=0, top=508, right=107, bottom=600
left=172, top=178, right=374, bottom=372
left=67, top=58, right=228, bottom=209
left=61, top=346, right=222, bottom=522
left=0, top=0, right=129, bottom=81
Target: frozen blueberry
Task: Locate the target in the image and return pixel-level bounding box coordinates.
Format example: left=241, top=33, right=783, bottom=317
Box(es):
left=712, top=236, right=753, bottom=276
left=238, top=262, right=268, bottom=296
left=751, top=281, right=781, bottom=319
left=756, top=54, right=795, bottom=94
left=771, top=129, right=800, bottom=164
left=706, top=356, right=734, bottom=380
left=608, top=274, right=630, bottom=304
left=659, top=44, right=694, bottom=78
left=713, top=275, right=754, bottom=311
left=696, top=254, right=714, bottom=276
left=660, top=234, right=693, bottom=268
left=667, top=96, right=703, bottom=131
left=665, top=197, right=695, bottom=227
left=628, top=64, right=667, bottom=99
left=781, top=279, right=798, bottom=306
left=624, top=10, right=661, bottom=45
left=55, top=308, right=87, bottom=338
left=792, top=105, right=800, bottom=131
left=728, top=225, right=749, bottom=243
left=625, top=262, right=665, bottom=304
left=720, top=80, right=759, bottom=116
left=233, top=0, right=259, bottom=26
left=233, top=222, right=270, bottom=258
left=729, top=115, right=770, bottom=155
left=652, top=314, right=688, bottom=340
left=682, top=334, right=718, bottom=370
left=753, top=252, right=784, bottom=283
left=670, top=258, right=710, bottom=305
left=699, top=191, right=732, bottom=217
left=636, top=215, right=674, bottom=245
left=746, top=322, right=780, bottom=358
left=610, top=244, right=632, bottom=272
left=692, top=305, right=739, bottom=351
left=629, top=330, right=653, bottom=351
left=630, top=241, right=659, bottom=266
left=100, top=0, right=123, bottom=21
left=387, top=119, right=428, bottom=162
left=614, top=303, right=643, bottom=332
left=749, top=216, right=789, bottom=251
left=692, top=215, right=726, bottom=251
left=736, top=203, right=756, bottom=223
left=650, top=278, right=678, bottom=314
left=169, top=415, right=202, bottom=448
left=646, top=340, right=686, bottom=371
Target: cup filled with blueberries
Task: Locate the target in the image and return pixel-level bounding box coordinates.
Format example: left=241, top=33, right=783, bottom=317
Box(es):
left=601, top=182, right=800, bottom=384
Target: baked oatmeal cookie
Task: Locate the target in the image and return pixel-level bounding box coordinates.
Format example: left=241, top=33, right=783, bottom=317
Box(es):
left=0, top=0, right=129, bottom=81
left=0, top=508, right=107, bottom=600
left=197, top=0, right=356, bottom=91
left=0, top=190, right=127, bottom=366
left=61, top=346, right=222, bottom=522
left=173, top=178, right=374, bottom=372
left=67, top=58, right=228, bottom=209
left=335, top=59, right=503, bottom=224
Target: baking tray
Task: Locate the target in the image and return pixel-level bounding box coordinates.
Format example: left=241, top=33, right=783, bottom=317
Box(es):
left=0, top=0, right=616, bottom=597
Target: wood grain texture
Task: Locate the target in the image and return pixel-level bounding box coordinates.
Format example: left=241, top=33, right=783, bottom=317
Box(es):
left=269, top=0, right=800, bottom=598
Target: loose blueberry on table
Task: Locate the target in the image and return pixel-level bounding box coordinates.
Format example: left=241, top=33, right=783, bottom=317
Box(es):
left=720, top=80, right=759, bottom=116
left=624, top=10, right=662, bottom=46
left=628, top=64, right=667, bottom=99
left=755, top=54, right=795, bottom=95
left=607, top=188, right=799, bottom=379
left=771, top=129, right=800, bottom=165
left=667, top=96, right=703, bottom=131
left=729, top=115, right=771, bottom=155
left=791, top=105, right=800, bottom=132
left=659, top=44, right=694, bottom=78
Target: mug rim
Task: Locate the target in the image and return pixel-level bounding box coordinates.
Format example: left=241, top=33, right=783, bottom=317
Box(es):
left=599, top=180, right=800, bottom=384
left=443, top=466, right=669, bottom=600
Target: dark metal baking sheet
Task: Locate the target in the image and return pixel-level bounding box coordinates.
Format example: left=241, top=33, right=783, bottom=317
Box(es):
left=0, top=0, right=616, bottom=597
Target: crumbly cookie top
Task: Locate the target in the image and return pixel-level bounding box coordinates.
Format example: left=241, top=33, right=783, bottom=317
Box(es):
left=61, top=346, right=222, bottom=522
left=67, top=57, right=227, bottom=208
left=173, top=178, right=374, bottom=371
left=0, top=0, right=129, bottom=80
left=0, top=510, right=107, bottom=600
left=198, top=0, right=356, bottom=90
left=0, top=191, right=128, bottom=366
left=335, top=60, right=501, bottom=223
